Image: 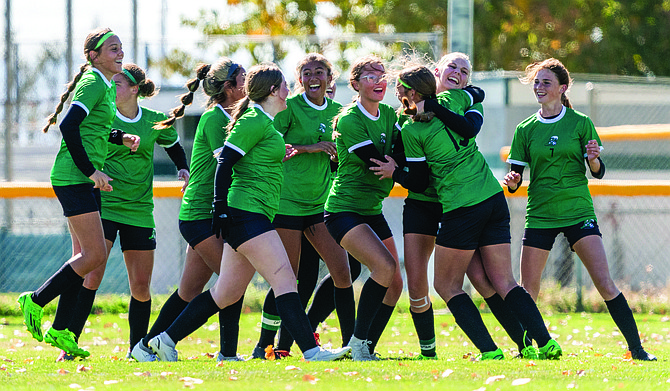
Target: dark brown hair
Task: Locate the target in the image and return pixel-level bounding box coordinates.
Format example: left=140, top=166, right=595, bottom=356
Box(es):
left=226, top=63, right=283, bottom=134
left=120, top=63, right=157, bottom=98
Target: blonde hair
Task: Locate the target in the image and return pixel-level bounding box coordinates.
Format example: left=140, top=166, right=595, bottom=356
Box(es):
left=43, top=27, right=114, bottom=133
left=436, top=52, right=472, bottom=85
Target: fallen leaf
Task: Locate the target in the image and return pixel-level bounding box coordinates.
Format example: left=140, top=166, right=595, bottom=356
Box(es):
left=229, top=369, right=238, bottom=375
left=76, top=365, right=91, bottom=373
left=485, top=375, right=505, bottom=384
left=562, top=370, right=573, bottom=376
left=133, top=371, right=151, bottom=377
left=229, top=376, right=238, bottom=381
left=526, top=361, right=536, bottom=367
left=324, top=368, right=336, bottom=373
left=16, top=368, right=26, bottom=373
left=265, top=345, right=276, bottom=361
left=512, top=378, right=531, bottom=386
left=58, top=368, right=69, bottom=375
left=623, top=351, right=632, bottom=360
left=344, top=371, right=358, bottom=376
left=285, top=365, right=301, bottom=371
left=103, top=380, right=119, bottom=385
left=441, top=369, right=454, bottom=378
left=577, top=370, right=586, bottom=377
left=179, top=377, right=203, bottom=384
left=68, top=384, right=81, bottom=389
left=394, top=375, right=402, bottom=380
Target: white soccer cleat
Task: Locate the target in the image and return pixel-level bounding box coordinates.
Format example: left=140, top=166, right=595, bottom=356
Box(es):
left=217, top=352, right=246, bottom=362
left=347, top=336, right=375, bottom=361
left=303, top=346, right=351, bottom=361
left=131, top=341, right=157, bottom=362
left=148, top=332, right=178, bottom=362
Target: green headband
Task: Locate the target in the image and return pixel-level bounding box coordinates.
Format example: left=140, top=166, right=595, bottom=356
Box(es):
left=398, top=78, right=412, bottom=89
left=123, top=69, right=138, bottom=84
left=94, top=31, right=115, bottom=50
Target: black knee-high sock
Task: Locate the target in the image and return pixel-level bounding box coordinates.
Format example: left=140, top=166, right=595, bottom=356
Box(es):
left=219, top=295, right=244, bottom=357
left=334, top=286, right=356, bottom=347
left=129, top=296, right=152, bottom=348
left=274, top=292, right=317, bottom=353
left=504, top=286, right=551, bottom=347
left=411, top=305, right=436, bottom=357
left=485, top=293, right=530, bottom=351
left=447, top=293, right=498, bottom=353
left=307, top=275, right=335, bottom=327
left=277, top=242, right=320, bottom=351
left=353, top=278, right=387, bottom=341
left=32, top=263, right=83, bottom=307
left=142, top=289, right=189, bottom=347
left=165, top=290, right=220, bottom=344
left=257, top=289, right=280, bottom=348
left=66, top=287, right=97, bottom=341
left=52, top=281, right=83, bottom=331
left=367, top=303, right=395, bottom=352
left=605, top=292, right=642, bottom=350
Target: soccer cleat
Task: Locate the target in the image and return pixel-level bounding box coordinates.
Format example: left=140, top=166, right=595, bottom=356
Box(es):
left=44, top=328, right=90, bottom=358
left=539, top=339, right=562, bottom=360
left=18, top=292, right=44, bottom=342
left=416, top=353, right=438, bottom=360
left=250, top=345, right=289, bottom=360
left=347, top=336, right=375, bottom=361
left=217, top=352, right=245, bottom=362
left=131, top=341, right=157, bottom=362
left=303, top=346, right=352, bottom=362
left=148, top=332, right=178, bottom=362
left=630, top=346, right=657, bottom=361
left=480, top=348, right=505, bottom=360
left=56, top=350, right=75, bottom=362
left=520, top=345, right=540, bottom=360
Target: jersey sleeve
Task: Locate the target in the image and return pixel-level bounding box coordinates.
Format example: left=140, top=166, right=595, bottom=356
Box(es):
left=225, top=114, right=266, bottom=155
left=337, top=112, right=373, bottom=153
left=154, top=112, right=180, bottom=147
left=273, top=104, right=292, bottom=136
left=507, top=125, right=530, bottom=167
left=401, top=123, right=425, bottom=162
left=70, top=75, right=104, bottom=115
left=579, top=116, right=603, bottom=157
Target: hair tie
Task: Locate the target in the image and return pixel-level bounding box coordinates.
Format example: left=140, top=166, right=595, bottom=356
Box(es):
left=123, top=69, right=138, bottom=85
left=398, top=78, right=412, bottom=89
left=94, top=31, right=115, bottom=50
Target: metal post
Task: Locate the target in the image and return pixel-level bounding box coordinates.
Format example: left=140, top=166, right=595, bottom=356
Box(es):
left=132, top=0, right=138, bottom=62
left=447, top=0, right=474, bottom=60
left=66, top=0, right=72, bottom=80
left=4, top=0, right=13, bottom=182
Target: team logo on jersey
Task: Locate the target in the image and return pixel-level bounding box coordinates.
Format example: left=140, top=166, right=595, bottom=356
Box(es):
left=380, top=133, right=387, bottom=144
left=318, top=123, right=327, bottom=133
left=580, top=219, right=596, bottom=230
left=546, top=135, right=558, bottom=146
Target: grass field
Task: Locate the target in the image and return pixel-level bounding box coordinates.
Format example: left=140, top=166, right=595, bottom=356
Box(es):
left=1, top=292, right=668, bottom=391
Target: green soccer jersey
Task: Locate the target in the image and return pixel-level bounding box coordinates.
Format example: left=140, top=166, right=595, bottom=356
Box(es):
left=507, top=106, right=602, bottom=229
left=403, top=115, right=502, bottom=214
left=50, top=67, right=116, bottom=186
left=100, top=107, right=179, bottom=228
left=274, top=93, right=342, bottom=216
left=179, top=104, right=231, bottom=222
left=226, top=104, right=286, bottom=221
left=325, top=101, right=400, bottom=215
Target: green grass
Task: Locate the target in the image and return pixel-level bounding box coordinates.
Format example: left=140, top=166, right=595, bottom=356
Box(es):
left=1, top=293, right=668, bottom=391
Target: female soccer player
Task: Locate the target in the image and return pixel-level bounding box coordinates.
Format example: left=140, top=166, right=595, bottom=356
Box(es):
left=131, top=58, right=248, bottom=362
left=504, top=58, right=656, bottom=361
left=372, top=64, right=561, bottom=360
left=252, top=54, right=355, bottom=358
left=54, top=63, right=188, bottom=361
left=147, top=63, right=350, bottom=362
left=18, top=28, right=139, bottom=358
left=324, top=55, right=404, bottom=361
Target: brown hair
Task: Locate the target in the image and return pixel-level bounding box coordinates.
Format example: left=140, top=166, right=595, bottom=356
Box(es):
left=120, top=63, right=157, bottom=98
left=43, top=27, right=114, bottom=133
left=348, top=55, right=385, bottom=93
left=226, top=63, right=283, bottom=134
left=521, top=58, right=573, bottom=109
left=295, top=53, right=337, bottom=83
left=398, top=65, right=437, bottom=122
left=154, top=58, right=242, bottom=129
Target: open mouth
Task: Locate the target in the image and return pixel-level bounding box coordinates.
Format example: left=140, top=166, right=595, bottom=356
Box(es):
left=447, top=76, right=460, bottom=85
left=308, top=83, right=321, bottom=92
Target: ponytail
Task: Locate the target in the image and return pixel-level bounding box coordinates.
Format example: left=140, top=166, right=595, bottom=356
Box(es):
left=43, top=63, right=89, bottom=133
left=154, top=63, right=211, bottom=129
left=226, top=96, right=251, bottom=134
left=561, top=93, right=572, bottom=109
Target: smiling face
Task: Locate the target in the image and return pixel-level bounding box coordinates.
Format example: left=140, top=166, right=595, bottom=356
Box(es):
left=436, top=57, right=470, bottom=91
left=354, top=64, right=387, bottom=103
left=89, top=35, right=124, bottom=80
left=112, top=72, right=136, bottom=105
left=533, top=68, right=566, bottom=106
left=275, top=77, right=290, bottom=110
left=300, top=60, right=332, bottom=105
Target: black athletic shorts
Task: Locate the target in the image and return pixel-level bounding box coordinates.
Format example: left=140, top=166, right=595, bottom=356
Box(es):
left=102, top=219, right=156, bottom=251
left=324, top=211, right=393, bottom=245
left=179, top=219, right=215, bottom=249
left=273, top=212, right=324, bottom=232
left=226, top=207, right=275, bottom=250
left=435, top=191, right=511, bottom=250
left=523, top=219, right=602, bottom=251
left=53, top=183, right=101, bottom=217
left=403, top=198, right=442, bottom=236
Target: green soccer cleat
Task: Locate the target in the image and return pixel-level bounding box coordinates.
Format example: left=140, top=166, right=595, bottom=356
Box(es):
left=44, top=328, right=90, bottom=358
left=17, top=292, right=44, bottom=342
left=416, top=353, right=438, bottom=360
left=480, top=348, right=504, bottom=360
left=520, top=345, right=540, bottom=360
left=539, top=339, right=562, bottom=360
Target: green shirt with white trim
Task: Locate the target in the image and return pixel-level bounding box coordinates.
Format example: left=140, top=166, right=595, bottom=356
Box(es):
left=274, top=93, right=342, bottom=216
left=100, top=107, right=179, bottom=228
left=325, top=101, right=400, bottom=215
left=226, top=104, right=286, bottom=221
left=179, top=105, right=231, bottom=222
left=507, top=106, right=602, bottom=229
left=50, top=68, right=116, bottom=186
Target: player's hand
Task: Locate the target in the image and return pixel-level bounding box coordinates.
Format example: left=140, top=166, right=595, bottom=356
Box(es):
left=89, top=170, right=113, bottom=192
left=503, top=171, right=521, bottom=190
left=178, top=169, right=190, bottom=193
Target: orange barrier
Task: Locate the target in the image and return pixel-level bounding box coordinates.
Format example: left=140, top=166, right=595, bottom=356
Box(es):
left=4, top=181, right=670, bottom=199
left=499, top=123, right=670, bottom=162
